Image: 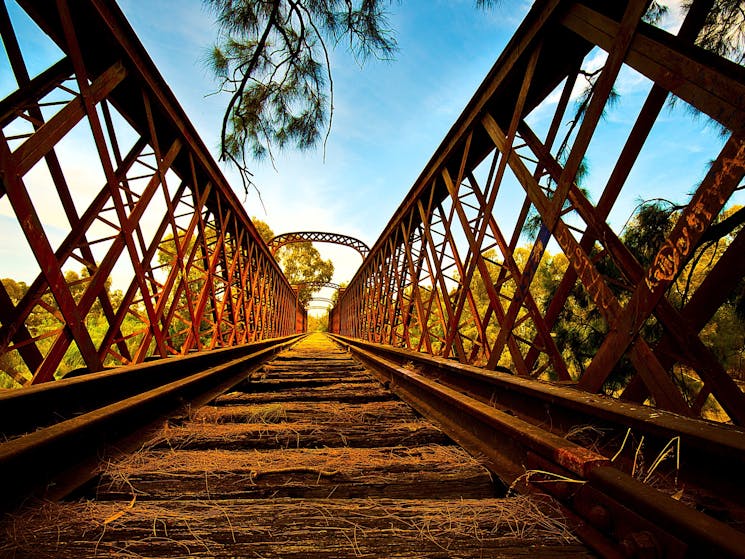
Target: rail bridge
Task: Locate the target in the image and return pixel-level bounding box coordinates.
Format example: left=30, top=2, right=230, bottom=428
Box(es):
left=1, top=0, right=745, bottom=557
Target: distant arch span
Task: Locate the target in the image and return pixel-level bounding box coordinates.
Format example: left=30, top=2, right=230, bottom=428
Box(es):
left=291, top=281, right=342, bottom=291
left=269, top=232, right=370, bottom=258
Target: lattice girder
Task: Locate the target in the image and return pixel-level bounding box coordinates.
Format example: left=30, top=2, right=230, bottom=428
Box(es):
left=333, top=0, right=745, bottom=423
left=0, top=0, right=298, bottom=385
left=269, top=231, right=370, bottom=258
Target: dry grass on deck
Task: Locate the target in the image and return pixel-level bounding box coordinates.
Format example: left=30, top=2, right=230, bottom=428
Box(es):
left=1, top=495, right=580, bottom=558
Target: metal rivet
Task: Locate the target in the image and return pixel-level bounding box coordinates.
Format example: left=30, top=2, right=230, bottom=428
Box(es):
left=620, top=531, right=660, bottom=559
left=587, top=504, right=611, bottom=531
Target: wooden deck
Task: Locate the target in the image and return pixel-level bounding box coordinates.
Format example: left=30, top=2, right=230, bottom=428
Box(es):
left=1, top=334, right=593, bottom=558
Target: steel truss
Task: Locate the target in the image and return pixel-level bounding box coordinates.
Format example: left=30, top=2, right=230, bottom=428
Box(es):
left=292, top=281, right=342, bottom=291
left=269, top=231, right=370, bottom=258
left=0, top=0, right=300, bottom=385
left=331, top=0, right=745, bottom=423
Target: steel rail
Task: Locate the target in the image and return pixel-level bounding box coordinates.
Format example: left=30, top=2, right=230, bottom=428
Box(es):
left=0, top=335, right=303, bottom=439
left=329, top=334, right=745, bottom=559
left=0, top=335, right=304, bottom=511
left=328, top=335, right=745, bottom=481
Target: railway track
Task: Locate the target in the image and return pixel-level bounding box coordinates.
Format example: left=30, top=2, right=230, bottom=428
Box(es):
left=3, top=0, right=745, bottom=556
left=331, top=334, right=745, bottom=558
left=2, top=333, right=745, bottom=557
left=1, top=334, right=590, bottom=558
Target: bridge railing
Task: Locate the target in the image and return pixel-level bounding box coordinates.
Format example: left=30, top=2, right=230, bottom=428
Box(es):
left=332, top=0, right=745, bottom=423
left=0, top=0, right=299, bottom=386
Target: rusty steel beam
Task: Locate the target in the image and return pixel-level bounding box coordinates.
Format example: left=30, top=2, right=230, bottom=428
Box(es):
left=0, top=0, right=297, bottom=387
left=269, top=231, right=370, bottom=258
left=331, top=334, right=745, bottom=559
left=333, top=0, right=745, bottom=426
left=0, top=335, right=302, bottom=509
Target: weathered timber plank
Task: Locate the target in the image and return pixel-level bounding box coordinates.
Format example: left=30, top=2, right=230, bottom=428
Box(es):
left=259, top=357, right=366, bottom=368
left=235, top=378, right=379, bottom=393
left=272, top=351, right=352, bottom=361
left=149, top=420, right=453, bottom=450
left=192, top=401, right=422, bottom=424
left=1, top=497, right=589, bottom=558
left=95, top=445, right=496, bottom=500
left=214, top=382, right=396, bottom=404
left=251, top=357, right=367, bottom=377
left=250, top=367, right=367, bottom=380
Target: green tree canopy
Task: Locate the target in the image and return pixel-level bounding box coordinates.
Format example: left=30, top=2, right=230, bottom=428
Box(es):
left=253, top=218, right=275, bottom=244
left=252, top=218, right=334, bottom=305
left=1, top=270, right=124, bottom=387
left=206, top=0, right=397, bottom=190
left=205, top=0, right=510, bottom=192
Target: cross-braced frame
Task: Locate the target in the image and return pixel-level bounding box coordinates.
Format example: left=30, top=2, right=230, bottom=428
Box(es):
left=0, top=0, right=299, bottom=385
left=332, top=0, right=745, bottom=423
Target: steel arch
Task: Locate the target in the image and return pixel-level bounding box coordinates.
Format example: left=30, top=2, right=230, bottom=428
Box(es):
left=292, top=281, right=342, bottom=291
left=269, top=232, right=370, bottom=258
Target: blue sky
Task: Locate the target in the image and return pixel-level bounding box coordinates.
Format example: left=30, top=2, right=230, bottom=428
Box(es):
left=113, top=0, right=537, bottom=284
left=115, top=0, right=737, bottom=281
left=2, top=0, right=738, bottom=301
